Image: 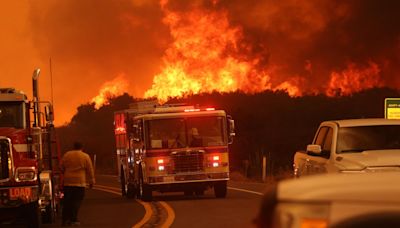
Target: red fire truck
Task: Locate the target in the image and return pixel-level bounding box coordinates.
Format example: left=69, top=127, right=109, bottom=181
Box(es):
left=114, top=101, right=235, bottom=201
left=0, top=69, right=62, bottom=227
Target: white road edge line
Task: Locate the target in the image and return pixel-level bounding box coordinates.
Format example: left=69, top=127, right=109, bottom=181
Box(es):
left=94, top=184, right=120, bottom=191
left=228, top=187, right=264, bottom=196
left=92, top=186, right=121, bottom=195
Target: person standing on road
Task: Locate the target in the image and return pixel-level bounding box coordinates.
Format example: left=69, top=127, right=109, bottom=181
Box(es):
left=61, top=142, right=95, bottom=226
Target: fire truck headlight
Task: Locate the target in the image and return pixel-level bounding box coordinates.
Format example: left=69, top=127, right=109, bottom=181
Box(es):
left=213, top=162, right=219, bottom=168
left=157, top=159, right=164, bottom=164
left=158, top=165, right=165, bottom=171
left=213, top=155, right=220, bottom=161
left=16, top=167, right=37, bottom=181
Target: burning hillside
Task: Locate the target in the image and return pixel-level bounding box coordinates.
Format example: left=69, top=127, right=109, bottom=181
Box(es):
left=144, top=0, right=301, bottom=102
left=28, top=0, right=400, bottom=111
left=142, top=0, right=399, bottom=102
left=91, top=75, right=128, bottom=108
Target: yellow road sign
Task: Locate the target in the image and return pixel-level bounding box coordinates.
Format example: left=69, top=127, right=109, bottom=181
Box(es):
left=385, top=98, right=400, bottom=119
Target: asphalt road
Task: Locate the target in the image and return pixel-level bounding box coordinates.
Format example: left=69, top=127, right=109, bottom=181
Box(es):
left=43, top=175, right=268, bottom=228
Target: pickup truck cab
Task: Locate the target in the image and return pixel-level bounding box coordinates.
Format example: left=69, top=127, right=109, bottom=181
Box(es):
left=293, top=118, right=400, bottom=177
left=255, top=172, right=400, bottom=228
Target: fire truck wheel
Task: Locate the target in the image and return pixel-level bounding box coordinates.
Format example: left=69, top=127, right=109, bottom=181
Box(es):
left=126, top=183, right=136, bottom=198
left=138, top=173, right=152, bottom=201
left=214, top=181, right=227, bottom=198
left=121, top=168, right=127, bottom=196
left=136, top=179, right=142, bottom=199
left=41, top=204, right=54, bottom=224
left=141, top=184, right=152, bottom=201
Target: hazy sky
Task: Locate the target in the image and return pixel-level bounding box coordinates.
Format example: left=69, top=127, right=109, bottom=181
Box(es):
left=1, top=0, right=399, bottom=125
left=2, top=0, right=167, bottom=125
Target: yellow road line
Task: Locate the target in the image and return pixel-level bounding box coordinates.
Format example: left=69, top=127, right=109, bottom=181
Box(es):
left=92, top=186, right=153, bottom=228
left=132, top=201, right=153, bottom=228
left=159, top=201, right=175, bottom=228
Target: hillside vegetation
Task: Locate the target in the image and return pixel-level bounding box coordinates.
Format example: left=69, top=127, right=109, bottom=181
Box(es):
left=56, top=88, right=400, bottom=178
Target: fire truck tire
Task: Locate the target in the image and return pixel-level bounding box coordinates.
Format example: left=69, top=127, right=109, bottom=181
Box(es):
left=138, top=170, right=152, bottom=201
left=120, top=168, right=127, bottom=196
left=141, top=183, right=152, bottom=202
left=126, top=183, right=136, bottom=198
left=214, top=181, right=227, bottom=198
left=41, top=204, right=54, bottom=224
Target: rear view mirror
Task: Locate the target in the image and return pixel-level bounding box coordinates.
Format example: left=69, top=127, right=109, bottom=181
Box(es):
left=227, top=115, right=235, bottom=144
left=45, top=105, right=54, bottom=123
left=132, top=124, right=140, bottom=142
left=306, top=144, right=322, bottom=156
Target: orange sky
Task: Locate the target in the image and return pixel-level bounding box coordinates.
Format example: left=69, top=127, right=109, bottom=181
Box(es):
left=1, top=0, right=166, bottom=126
left=2, top=0, right=399, bottom=125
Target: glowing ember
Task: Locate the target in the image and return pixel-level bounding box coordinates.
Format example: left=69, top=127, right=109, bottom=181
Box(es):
left=91, top=75, right=128, bottom=109
left=326, top=62, right=382, bottom=96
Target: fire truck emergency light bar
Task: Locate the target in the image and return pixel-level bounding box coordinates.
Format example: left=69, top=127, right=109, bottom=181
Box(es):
left=126, top=100, right=215, bottom=114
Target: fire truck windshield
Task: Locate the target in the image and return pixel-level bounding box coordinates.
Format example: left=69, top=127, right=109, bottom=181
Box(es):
left=0, top=102, right=24, bottom=129
left=147, top=116, right=226, bottom=149
left=0, top=139, right=10, bottom=180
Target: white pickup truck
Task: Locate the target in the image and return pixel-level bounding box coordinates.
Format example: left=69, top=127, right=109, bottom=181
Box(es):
left=293, top=118, right=400, bottom=177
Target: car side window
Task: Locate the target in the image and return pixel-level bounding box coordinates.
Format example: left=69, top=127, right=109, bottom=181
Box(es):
left=321, top=128, right=333, bottom=158
left=313, top=126, right=332, bottom=158
left=314, top=127, right=328, bottom=146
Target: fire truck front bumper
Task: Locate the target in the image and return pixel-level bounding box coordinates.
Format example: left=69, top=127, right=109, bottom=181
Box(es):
left=0, top=185, right=39, bottom=208
left=148, top=172, right=229, bottom=185
left=147, top=172, right=229, bottom=193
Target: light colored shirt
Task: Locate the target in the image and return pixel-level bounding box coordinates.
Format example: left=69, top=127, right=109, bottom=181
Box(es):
left=62, top=150, right=95, bottom=187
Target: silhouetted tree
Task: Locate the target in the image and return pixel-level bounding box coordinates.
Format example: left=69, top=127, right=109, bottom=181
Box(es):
left=56, top=88, right=400, bottom=177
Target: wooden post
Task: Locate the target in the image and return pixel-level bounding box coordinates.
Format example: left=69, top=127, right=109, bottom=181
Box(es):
left=262, top=155, right=267, bottom=182
left=93, top=154, right=97, bottom=174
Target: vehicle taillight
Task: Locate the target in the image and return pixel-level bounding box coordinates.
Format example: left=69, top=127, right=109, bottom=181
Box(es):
left=157, top=159, right=166, bottom=171
left=212, top=162, right=219, bottom=168
left=213, top=155, right=220, bottom=161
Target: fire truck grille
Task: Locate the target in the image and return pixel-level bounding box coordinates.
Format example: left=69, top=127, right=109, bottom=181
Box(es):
left=0, top=139, right=11, bottom=180
left=171, top=151, right=204, bottom=173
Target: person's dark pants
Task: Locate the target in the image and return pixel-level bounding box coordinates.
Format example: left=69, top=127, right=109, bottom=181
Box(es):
left=62, top=186, right=85, bottom=224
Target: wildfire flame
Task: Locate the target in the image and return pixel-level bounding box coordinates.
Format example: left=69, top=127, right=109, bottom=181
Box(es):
left=91, top=75, right=128, bottom=109
left=144, top=1, right=302, bottom=102
left=144, top=1, right=385, bottom=102
left=326, top=62, right=382, bottom=96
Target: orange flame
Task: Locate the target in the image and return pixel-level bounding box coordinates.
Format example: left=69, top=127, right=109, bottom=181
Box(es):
left=326, top=62, right=382, bottom=96
left=91, top=75, right=128, bottom=109
left=144, top=1, right=301, bottom=102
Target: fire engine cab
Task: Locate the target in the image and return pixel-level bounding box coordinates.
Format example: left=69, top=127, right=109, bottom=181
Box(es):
left=114, top=101, right=235, bottom=201
left=0, top=69, right=62, bottom=227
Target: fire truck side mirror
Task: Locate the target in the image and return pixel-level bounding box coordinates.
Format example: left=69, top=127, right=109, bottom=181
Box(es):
left=132, top=124, right=140, bottom=142
left=227, top=116, right=235, bottom=144
left=45, top=105, right=54, bottom=121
